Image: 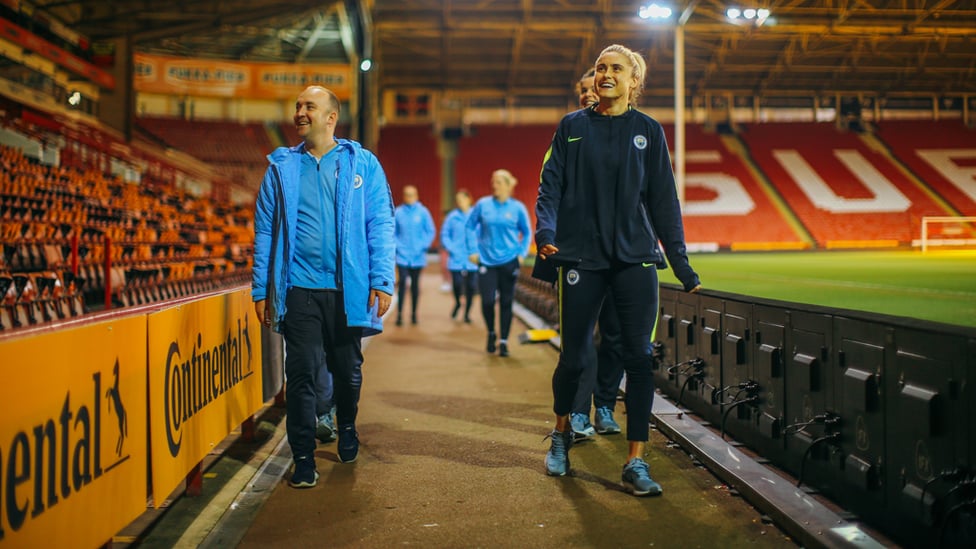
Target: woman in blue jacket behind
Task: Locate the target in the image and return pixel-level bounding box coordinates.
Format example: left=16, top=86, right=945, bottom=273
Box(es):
left=394, top=185, right=436, bottom=325
left=534, top=45, right=701, bottom=496
left=440, top=189, right=478, bottom=322
left=466, top=169, right=531, bottom=357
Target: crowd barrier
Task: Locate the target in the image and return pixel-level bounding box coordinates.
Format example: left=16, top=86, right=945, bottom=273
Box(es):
left=515, top=269, right=976, bottom=547
left=0, top=286, right=281, bottom=548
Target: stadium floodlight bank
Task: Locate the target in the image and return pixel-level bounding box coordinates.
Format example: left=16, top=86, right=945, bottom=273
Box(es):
left=919, top=216, right=976, bottom=253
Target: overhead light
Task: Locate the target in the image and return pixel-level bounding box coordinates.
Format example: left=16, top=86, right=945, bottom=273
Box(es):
left=359, top=58, right=373, bottom=72
left=726, top=7, right=771, bottom=25
left=68, top=91, right=81, bottom=106
left=638, top=3, right=672, bottom=19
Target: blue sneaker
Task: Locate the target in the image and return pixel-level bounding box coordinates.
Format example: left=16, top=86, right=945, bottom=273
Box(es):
left=570, top=413, right=595, bottom=439
left=544, top=429, right=574, bottom=476
left=316, top=409, right=337, bottom=443
left=594, top=407, right=621, bottom=434
left=289, top=457, right=319, bottom=488
left=338, top=424, right=359, bottom=463
left=622, top=457, right=662, bottom=496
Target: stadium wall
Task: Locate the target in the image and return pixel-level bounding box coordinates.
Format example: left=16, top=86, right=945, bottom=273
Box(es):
left=516, top=272, right=976, bottom=547
left=653, top=284, right=976, bottom=547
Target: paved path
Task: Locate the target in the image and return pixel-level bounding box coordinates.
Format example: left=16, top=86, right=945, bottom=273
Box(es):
left=239, top=272, right=796, bottom=548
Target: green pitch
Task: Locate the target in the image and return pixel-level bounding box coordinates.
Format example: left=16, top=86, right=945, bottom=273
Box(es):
left=657, top=250, right=976, bottom=328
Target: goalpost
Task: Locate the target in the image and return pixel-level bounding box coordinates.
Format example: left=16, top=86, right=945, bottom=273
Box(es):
left=919, top=216, right=976, bottom=253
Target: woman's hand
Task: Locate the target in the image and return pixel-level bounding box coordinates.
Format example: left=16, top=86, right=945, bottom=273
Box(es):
left=538, top=244, right=559, bottom=260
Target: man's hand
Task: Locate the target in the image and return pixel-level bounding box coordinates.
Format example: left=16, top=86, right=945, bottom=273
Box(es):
left=255, top=300, right=270, bottom=327
left=689, top=284, right=702, bottom=294
left=538, top=244, right=559, bottom=260
left=369, top=289, right=392, bottom=317
left=468, top=253, right=479, bottom=265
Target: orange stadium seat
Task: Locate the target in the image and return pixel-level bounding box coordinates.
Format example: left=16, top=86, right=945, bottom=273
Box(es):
left=875, top=119, right=976, bottom=215
left=739, top=122, right=948, bottom=245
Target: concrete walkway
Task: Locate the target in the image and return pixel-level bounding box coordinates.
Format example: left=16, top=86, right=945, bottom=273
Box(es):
left=238, top=272, right=796, bottom=548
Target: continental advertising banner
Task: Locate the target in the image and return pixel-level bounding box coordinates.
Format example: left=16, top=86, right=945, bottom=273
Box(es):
left=147, top=289, right=263, bottom=507
left=134, top=53, right=352, bottom=100
left=0, top=317, right=147, bottom=547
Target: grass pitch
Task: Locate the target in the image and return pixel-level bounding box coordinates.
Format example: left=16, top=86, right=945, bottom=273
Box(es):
left=657, top=250, right=976, bottom=327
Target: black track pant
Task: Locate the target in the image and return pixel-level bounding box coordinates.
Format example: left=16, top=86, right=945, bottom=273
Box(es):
left=571, top=290, right=625, bottom=415
left=396, top=265, right=422, bottom=317
left=478, top=259, right=519, bottom=340
left=552, top=263, right=658, bottom=441
left=451, top=270, right=477, bottom=317
left=283, top=288, right=363, bottom=460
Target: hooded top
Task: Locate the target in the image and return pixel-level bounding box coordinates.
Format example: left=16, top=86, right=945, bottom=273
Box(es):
left=252, top=140, right=396, bottom=335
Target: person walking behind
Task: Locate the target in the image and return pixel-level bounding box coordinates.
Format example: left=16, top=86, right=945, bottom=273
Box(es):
left=394, top=185, right=436, bottom=326
left=441, top=189, right=478, bottom=322
left=534, top=45, right=701, bottom=496
left=466, top=169, right=531, bottom=358
left=253, top=85, right=395, bottom=488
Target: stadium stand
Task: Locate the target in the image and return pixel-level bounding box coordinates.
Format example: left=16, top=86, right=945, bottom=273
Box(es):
left=739, top=122, right=949, bottom=246
left=376, top=124, right=443, bottom=233
left=137, top=116, right=273, bottom=191
left=455, top=124, right=558, bottom=232
left=1, top=109, right=253, bottom=332
left=662, top=123, right=801, bottom=248
left=874, top=119, right=976, bottom=215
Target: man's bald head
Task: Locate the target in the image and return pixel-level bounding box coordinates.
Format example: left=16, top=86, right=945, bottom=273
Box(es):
left=298, top=86, right=341, bottom=115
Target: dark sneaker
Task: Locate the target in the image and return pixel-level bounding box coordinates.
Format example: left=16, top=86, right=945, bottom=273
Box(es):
left=411, top=313, right=418, bottom=325
left=395, top=315, right=403, bottom=326
left=486, top=332, right=497, bottom=353
left=451, top=303, right=460, bottom=319
left=570, top=413, right=595, bottom=439
left=338, top=424, right=359, bottom=463
left=316, top=410, right=337, bottom=443
left=289, top=457, right=319, bottom=488
left=544, top=429, right=574, bottom=476
left=594, top=406, right=622, bottom=434
left=622, top=457, right=662, bottom=496
left=499, top=341, right=509, bottom=357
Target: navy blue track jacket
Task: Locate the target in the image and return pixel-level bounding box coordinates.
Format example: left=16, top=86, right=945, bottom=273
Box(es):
left=533, top=106, right=700, bottom=292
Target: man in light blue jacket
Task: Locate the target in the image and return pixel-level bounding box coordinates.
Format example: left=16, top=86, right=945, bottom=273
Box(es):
left=394, top=185, right=436, bottom=325
left=253, top=86, right=395, bottom=488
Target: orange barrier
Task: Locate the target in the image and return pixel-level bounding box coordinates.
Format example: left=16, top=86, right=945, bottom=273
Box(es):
left=0, top=286, right=267, bottom=546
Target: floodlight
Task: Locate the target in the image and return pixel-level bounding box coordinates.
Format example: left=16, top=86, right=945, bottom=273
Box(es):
left=639, top=4, right=672, bottom=19
left=68, top=91, right=81, bottom=106
left=359, top=58, right=373, bottom=72
left=727, top=8, right=741, bottom=19
left=757, top=8, right=770, bottom=18
left=743, top=8, right=757, bottom=18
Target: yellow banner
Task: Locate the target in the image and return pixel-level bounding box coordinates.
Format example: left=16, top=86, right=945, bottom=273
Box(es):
left=147, top=290, right=263, bottom=507
left=0, top=317, right=148, bottom=548
left=134, top=53, right=352, bottom=100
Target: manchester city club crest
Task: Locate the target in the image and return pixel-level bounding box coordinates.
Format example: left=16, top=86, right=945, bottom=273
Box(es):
left=566, top=269, right=580, bottom=285
left=353, top=174, right=364, bottom=188
left=633, top=135, right=647, bottom=150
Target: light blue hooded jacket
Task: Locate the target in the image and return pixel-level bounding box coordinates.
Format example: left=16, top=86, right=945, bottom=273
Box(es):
left=440, top=208, right=478, bottom=272
left=252, top=140, right=395, bottom=335
left=394, top=202, right=436, bottom=268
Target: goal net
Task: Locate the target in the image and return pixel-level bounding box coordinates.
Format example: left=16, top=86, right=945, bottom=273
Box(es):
left=919, top=216, right=976, bottom=253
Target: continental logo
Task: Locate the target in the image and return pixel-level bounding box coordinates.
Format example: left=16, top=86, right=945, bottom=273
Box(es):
left=164, top=317, right=254, bottom=458
left=0, top=361, right=129, bottom=538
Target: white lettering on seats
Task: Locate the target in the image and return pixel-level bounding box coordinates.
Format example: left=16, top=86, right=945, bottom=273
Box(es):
left=684, top=173, right=756, bottom=216
left=915, top=149, right=976, bottom=204
left=681, top=149, right=755, bottom=216
left=773, top=149, right=911, bottom=213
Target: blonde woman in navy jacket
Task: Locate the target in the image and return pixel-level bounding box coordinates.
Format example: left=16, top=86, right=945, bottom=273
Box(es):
left=535, top=45, right=701, bottom=496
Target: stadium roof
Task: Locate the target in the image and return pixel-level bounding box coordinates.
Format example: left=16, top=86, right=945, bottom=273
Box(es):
left=33, top=0, right=976, bottom=106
